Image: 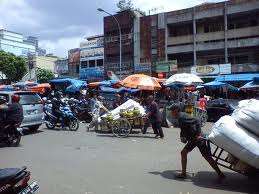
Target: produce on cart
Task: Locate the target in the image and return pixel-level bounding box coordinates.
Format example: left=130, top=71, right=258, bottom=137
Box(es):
left=100, top=99, right=146, bottom=137
left=208, top=99, right=259, bottom=175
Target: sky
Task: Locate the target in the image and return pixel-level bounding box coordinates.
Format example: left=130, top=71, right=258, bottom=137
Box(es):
left=0, top=0, right=224, bottom=57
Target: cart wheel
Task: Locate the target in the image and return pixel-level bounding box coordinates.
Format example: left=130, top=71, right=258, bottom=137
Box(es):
left=113, top=118, right=132, bottom=138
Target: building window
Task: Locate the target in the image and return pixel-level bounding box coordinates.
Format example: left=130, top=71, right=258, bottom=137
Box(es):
left=81, top=61, right=88, bottom=68
left=97, top=59, right=103, bottom=67
left=76, top=65, right=79, bottom=73
left=89, top=60, right=95, bottom=67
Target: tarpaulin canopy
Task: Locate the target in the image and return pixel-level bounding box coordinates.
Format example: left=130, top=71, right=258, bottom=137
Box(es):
left=50, top=78, right=76, bottom=84
left=122, top=74, right=161, bottom=90
left=203, top=80, right=239, bottom=91
left=0, top=85, right=15, bottom=91
left=30, top=83, right=51, bottom=94
left=100, top=86, right=123, bottom=93
left=100, top=86, right=140, bottom=94
left=65, top=80, right=87, bottom=93
left=240, top=77, right=259, bottom=90
left=215, top=73, right=259, bottom=82
left=13, top=81, right=38, bottom=88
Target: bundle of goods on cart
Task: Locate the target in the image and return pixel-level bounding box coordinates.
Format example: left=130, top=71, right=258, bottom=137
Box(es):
left=101, top=99, right=146, bottom=121
left=208, top=99, right=259, bottom=170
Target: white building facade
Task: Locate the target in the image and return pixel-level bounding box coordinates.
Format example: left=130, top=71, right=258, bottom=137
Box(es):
left=0, top=29, right=36, bottom=56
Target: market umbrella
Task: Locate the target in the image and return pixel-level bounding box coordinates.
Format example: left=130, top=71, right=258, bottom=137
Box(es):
left=122, top=74, right=161, bottom=90
left=165, top=73, right=203, bottom=86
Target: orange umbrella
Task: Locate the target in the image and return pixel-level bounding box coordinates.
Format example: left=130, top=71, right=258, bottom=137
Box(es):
left=122, top=74, right=161, bottom=90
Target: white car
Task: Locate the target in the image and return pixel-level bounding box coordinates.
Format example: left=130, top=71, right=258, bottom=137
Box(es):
left=0, top=91, right=44, bottom=131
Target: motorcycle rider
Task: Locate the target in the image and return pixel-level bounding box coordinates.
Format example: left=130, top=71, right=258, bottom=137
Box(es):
left=0, top=94, right=24, bottom=126
left=51, top=91, right=64, bottom=125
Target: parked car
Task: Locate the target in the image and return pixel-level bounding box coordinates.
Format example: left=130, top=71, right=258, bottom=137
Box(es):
left=0, top=91, right=44, bottom=131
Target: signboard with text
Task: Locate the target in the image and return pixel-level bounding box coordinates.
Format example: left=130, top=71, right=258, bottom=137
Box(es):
left=191, top=64, right=231, bottom=75
left=154, top=60, right=177, bottom=73
left=134, top=63, right=151, bottom=75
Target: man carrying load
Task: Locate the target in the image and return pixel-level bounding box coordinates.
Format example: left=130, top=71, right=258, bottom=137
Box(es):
left=171, top=104, right=225, bottom=181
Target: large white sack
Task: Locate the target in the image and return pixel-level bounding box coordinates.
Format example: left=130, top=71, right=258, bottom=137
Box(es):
left=102, top=99, right=146, bottom=120
left=208, top=116, right=259, bottom=168
left=232, top=99, right=259, bottom=136
left=237, top=99, right=257, bottom=109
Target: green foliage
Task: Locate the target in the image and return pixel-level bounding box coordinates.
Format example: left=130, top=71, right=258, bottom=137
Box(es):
left=36, top=68, right=55, bottom=83
left=117, top=0, right=133, bottom=11
left=0, top=50, right=27, bottom=81
left=116, top=0, right=145, bottom=15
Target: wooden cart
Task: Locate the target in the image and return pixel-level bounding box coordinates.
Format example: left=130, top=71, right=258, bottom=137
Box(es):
left=207, top=140, right=259, bottom=177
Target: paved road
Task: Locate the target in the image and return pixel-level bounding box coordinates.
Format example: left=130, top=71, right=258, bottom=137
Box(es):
left=1, top=123, right=258, bottom=194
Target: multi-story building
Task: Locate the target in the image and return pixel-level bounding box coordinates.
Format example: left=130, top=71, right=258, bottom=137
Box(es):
left=26, top=36, right=46, bottom=56
left=102, top=0, right=259, bottom=78
left=103, top=10, right=143, bottom=78
left=32, top=55, right=58, bottom=72
left=55, top=58, right=68, bottom=76
left=0, top=29, right=36, bottom=56
left=79, top=35, right=104, bottom=81
left=140, top=0, right=259, bottom=78
left=68, top=48, right=80, bottom=78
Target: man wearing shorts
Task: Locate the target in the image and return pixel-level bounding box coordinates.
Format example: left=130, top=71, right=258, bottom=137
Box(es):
left=171, top=104, right=225, bottom=180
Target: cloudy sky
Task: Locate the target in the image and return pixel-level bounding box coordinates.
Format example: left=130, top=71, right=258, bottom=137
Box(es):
left=0, top=0, right=223, bottom=57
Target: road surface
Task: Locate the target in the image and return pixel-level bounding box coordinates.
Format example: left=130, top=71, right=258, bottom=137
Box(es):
left=1, top=123, right=258, bottom=194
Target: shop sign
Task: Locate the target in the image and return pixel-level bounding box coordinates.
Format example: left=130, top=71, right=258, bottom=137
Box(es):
left=134, top=63, right=151, bottom=75
left=191, top=64, right=231, bottom=75
left=154, top=60, right=177, bottom=73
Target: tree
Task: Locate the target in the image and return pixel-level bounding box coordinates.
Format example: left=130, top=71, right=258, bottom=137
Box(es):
left=117, top=0, right=133, bottom=11
left=36, top=68, right=55, bottom=83
left=0, top=51, right=27, bottom=81
left=116, top=0, right=145, bottom=15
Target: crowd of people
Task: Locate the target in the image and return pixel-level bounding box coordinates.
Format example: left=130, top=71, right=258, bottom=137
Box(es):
left=1, top=85, right=239, bottom=182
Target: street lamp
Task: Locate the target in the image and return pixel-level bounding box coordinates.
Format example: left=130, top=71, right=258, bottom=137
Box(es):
left=97, top=8, right=122, bottom=79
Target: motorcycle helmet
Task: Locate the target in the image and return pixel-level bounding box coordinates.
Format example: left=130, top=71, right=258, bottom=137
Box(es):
left=11, top=94, right=20, bottom=103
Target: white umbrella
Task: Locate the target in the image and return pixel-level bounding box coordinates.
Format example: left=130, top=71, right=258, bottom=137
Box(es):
left=165, top=73, right=203, bottom=86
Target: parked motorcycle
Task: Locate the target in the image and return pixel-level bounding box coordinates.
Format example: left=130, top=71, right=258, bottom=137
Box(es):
left=0, top=123, right=22, bottom=147
left=0, top=166, right=39, bottom=194
left=68, top=99, right=92, bottom=123
left=44, top=102, right=79, bottom=131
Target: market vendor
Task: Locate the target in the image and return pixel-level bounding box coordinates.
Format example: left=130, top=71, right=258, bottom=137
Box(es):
left=171, top=104, right=225, bottom=181
left=146, top=95, right=164, bottom=139
left=113, top=94, right=123, bottom=109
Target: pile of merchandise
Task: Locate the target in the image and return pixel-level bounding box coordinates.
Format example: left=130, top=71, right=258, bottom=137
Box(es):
left=102, top=99, right=146, bottom=120
left=208, top=99, right=259, bottom=170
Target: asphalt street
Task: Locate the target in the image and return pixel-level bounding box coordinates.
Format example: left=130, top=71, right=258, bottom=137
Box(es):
left=1, top=123, right=258, bottom=194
